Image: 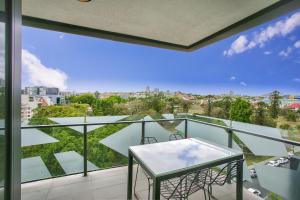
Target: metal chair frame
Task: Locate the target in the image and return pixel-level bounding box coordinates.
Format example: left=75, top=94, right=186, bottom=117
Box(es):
left=206, top=159, right=244, bottom=200
left=169, top=133, right=184, bottom=141
left=134, top=137, right=158, bottom=200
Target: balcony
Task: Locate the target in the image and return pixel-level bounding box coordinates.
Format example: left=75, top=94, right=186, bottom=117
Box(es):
left=20, top=115, right=300, bottom=200
left=21, top=165, right=261, bottom=200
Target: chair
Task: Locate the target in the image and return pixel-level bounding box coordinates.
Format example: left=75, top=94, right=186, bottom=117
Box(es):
left=169, top=133, right=184, bottom=141
left=134, top=137, right=158, bottom=200
left=160, top=169, right=209, bottom=200
left=206, top=159, right=244, bottom=200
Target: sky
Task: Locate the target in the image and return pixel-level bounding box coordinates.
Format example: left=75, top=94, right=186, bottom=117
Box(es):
left=22, top=9, right=300, bottom=96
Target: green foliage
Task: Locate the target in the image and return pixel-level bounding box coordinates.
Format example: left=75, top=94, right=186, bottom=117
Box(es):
left=23, top=113, right=141, bottom=178
left=213, top=96, right=232, bottom=119
left=31, top=104, right=88, bottom=120
left=205, top=95, right=214, bottom=116
left=167, top=97, right=181, bottom=113
left=296, top=125, right=300, bottom=130
left=269, top=91, right=281, bottom=119
left=143, top=92, right=167, bottom=113
left=279, top=123, right=290, bottom=130
left=252, top=101, right=276, bottom=127
left=93, top=96, right=127, bottom=115
left=181, top=100, right=192, bottom=113
left=230, top=97, right=252, bottom=123
left=69, top=93, right=96, bottom=105
left=268, top=192, right=283, bottom=200
left=285, top=110, right=298, bottom=122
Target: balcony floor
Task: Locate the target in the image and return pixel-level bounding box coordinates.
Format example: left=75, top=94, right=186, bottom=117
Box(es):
left=22, top=165, right=260, bottom=200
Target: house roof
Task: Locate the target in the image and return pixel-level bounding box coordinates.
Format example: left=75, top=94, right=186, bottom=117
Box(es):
left=287, top=103, right=300, bottom=109
left=22, top=0, right=300, bottom=51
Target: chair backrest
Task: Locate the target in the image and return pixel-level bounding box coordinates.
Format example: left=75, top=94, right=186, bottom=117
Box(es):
left=160, top=169, right=208, bottom=199
left=141, top=136, right=158, bottom=144
left=208, top=159, right=244, bottom=186
left=169, top=133, right=184, bottom=141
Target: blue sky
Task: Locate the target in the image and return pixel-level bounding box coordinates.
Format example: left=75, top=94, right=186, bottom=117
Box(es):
left=22, top=9, right=300, bottom=96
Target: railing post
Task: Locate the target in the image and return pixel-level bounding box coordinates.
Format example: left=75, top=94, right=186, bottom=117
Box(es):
left=227, top=128, right=233, bottom=148
left=141, top=120, right=145, bottom=144
left=83, top=124, right=88, bottom=176
left=184, top=119, right=188, bottom=138
left=227, top=128, right=233, bottom=184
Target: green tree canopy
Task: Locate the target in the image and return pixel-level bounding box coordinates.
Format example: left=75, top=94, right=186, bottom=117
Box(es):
left=70, top=93, right=96, bottom=106
left=269, top=90, right=281, bottom=119
left=230, top=97, right=252, bottom=123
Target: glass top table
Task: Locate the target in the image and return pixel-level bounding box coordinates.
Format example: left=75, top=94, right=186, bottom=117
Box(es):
left=127, top=138, right=244, bottom=200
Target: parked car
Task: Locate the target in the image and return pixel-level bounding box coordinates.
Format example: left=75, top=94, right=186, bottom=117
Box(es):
left=277, top=157, right=289, bottom=165
left=288, top=151, right=294, bottom=159
left=265, top=160, right=280, bottom=167
left=248, top=188, right=262, bottom=197
left=249, top=168, right=257, bottom=178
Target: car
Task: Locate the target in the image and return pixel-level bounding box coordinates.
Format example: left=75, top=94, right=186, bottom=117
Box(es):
left=265, top=160, right=280, bottom=167
left=277, top=157, right=289, bottom=165
left=288, top=151, right=294, bottom=159
left=248, top=188, right=262, bottom=197
left=249, top=168, right=257, bottom=178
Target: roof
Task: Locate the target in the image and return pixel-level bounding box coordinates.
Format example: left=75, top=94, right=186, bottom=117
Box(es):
left=287, top=103, right=300, bottom=109
left=22, top=0, right=300, bottom=51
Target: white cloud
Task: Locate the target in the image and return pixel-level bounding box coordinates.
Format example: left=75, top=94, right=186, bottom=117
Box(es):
left=223, top=35, right=248, bottom=56
left=230, top=76, right=236, bottom=81
left=224, top=12, right=300, bottom=56
left=240, top=82, right=247, bottom=86
left=293, top=78, right=300, bottom=83
left=263, top=51, right=272, bottom=55
left=294, top=40, right=300, bottom=48
left=22, top=49, right=68, bottom=90
left=278, top=47, right=293, bottom=57
left=59, top=34, right=65, bottom=39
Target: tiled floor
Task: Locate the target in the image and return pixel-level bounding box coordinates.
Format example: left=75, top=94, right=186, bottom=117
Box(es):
left=21, top=166, right=260, bottom=200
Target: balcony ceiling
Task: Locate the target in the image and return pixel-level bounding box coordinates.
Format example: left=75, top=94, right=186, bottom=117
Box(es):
left=22, top=0, right=300, bottom=51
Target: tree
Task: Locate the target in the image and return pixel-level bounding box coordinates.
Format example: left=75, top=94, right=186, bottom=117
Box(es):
left=269, top=90, right=281, bottom=119
left=144, top=92, right=166, bottom=113
left=70, top=93, right=96, bottom=106
left=181, top=100, right=192, bottom=113
left=220, top=96, right=232, bottom=119
left=253, top=101, right=267, bottom=125
left=205, top=95, right=214, bottom=116
left=285, top=110, right=298, bottom=122
left=94, top=91, right=100, bottom=99
left=167, top=97, right=180, bottom=113
left=230, top=97, right=252, bottom=123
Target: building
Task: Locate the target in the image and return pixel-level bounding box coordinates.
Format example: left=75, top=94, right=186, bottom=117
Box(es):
left=287, top=103, right=300, bottom=111
left=21, top=95, right=39, bottom=122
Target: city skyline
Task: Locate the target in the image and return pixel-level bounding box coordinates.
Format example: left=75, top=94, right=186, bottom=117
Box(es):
left=22, top=9, right=300, bottom=96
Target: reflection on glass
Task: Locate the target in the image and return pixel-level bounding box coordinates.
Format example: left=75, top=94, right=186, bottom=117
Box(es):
left=0, top=1, right=6, bottom=197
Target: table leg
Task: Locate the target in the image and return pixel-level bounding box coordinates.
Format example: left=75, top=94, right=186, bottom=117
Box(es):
left=152, top=178, right=161, bottom=200
left=236, top=160, right=243, bottom=200
left=127, top=152, right=133, bottom=200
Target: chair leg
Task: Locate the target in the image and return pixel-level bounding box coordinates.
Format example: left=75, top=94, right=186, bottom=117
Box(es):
left=208, top=186, right=211, bottom=200
left=134, top=164, right=140, bottom=198
left=147, top=179, right=151, bottom=200
left=203, top=189, right=207, bottom=200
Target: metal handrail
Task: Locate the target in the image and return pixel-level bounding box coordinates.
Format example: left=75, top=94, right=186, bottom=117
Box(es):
left=20, top=117, right=300, bottom=146
left=187, top=118, right=300, bottom=146
left=20, top=117, right=186, bottom=129
left=19, top=116, right=300, bottom=182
